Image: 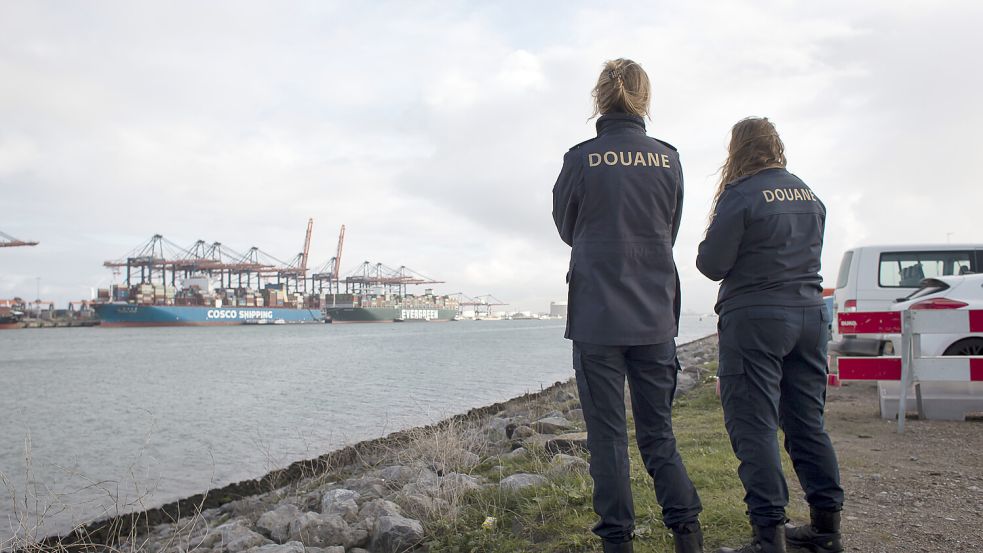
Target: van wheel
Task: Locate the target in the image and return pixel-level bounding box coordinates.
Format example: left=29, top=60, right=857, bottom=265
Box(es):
left=943, top=338, right=983, bottom=356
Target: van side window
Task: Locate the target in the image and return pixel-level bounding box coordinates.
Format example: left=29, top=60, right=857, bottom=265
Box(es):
left=878, top=251, right=973, bottom=287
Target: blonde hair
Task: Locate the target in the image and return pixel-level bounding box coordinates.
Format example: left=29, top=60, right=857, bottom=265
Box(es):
left=707, top=117, right=787, bottom=225
left=591, top=58, right=651, bottom=119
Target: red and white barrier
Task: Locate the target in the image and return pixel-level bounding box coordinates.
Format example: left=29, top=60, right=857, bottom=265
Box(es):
left=835, top=309, right=983, bottom=432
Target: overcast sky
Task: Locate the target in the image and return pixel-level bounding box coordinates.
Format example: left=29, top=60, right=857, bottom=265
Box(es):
left=1, top=0, right=981, bottom=313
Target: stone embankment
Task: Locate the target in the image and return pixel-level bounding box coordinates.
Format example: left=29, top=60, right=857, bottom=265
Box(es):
left=37, top=336, right=718, bottom=553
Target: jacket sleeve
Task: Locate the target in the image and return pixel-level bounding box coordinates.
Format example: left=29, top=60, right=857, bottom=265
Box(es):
left=552, top=150, right=584, bottom=247
left=697, top=187, right=747, bottom=281
left=671, top=162, right=684, bottom=246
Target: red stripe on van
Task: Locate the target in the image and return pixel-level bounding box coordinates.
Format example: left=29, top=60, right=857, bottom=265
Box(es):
left=838, top=357, right=902, bottom=381
left=971, top=358, right=983, bottom=382
left=969, top=310, right=983, bottom=333
left=837, top=311, right=902, bottom=334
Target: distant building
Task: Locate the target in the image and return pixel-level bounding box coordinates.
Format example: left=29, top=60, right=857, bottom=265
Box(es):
left=549, top=301, right=568, bottom=318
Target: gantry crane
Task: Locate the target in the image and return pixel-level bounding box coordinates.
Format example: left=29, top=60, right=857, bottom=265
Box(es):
left=0, top=230, right=39, bottom=248
left=457, top=294, right=508, bottom=319
left=312, top=224, right=347, bottom=295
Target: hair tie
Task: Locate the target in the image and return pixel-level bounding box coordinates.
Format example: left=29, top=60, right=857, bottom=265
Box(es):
left=607, top=68, right=624, bottom=80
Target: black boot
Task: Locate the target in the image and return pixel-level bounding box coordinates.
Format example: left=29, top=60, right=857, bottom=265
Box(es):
left=602, top=539, right=634, bottom=553
left=785, top=508, right=842, bottom=553
left=717, top=523, right=786, bottom=553
left=672, top=521, right=704, bottom=553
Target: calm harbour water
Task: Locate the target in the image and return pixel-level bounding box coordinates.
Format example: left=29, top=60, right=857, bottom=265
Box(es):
left=0, top=316, right=716, bottom=542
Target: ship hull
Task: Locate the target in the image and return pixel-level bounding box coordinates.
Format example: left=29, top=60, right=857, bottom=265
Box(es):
left=93, top=304, right=325, bottom=327
left=326, top=307, right=458, bottom=323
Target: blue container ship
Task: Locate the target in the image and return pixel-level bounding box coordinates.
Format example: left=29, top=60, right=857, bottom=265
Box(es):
left=92, top=303, right=324, bottom=327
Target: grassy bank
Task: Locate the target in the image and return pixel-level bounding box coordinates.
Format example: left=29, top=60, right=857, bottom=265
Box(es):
left=423, top=379, right=804, bottom=552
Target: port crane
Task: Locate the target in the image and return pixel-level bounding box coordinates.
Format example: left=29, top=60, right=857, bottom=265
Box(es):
left=277, top=218, right=315, bottom=294
left=456, top=293, right=508, bottom=319
left=98, top=223, right=472, bottom=313
left=103, top=234, right=194, bottom=287
left=0, top=230, right=39, bottom=248
left=342, top=261, right=443, bottom=297
left=103, top=220, right=318, bottom=295
left=312, top=224, right=346, bottom=295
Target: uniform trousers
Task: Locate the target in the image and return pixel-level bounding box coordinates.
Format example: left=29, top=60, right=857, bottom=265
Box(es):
left=717, top=305, right=845, bottom=527
left=573, top=340, right=703, bottom=543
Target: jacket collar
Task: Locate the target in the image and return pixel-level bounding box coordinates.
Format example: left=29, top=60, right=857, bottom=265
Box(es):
left=596, top=112, right=646, bottom=136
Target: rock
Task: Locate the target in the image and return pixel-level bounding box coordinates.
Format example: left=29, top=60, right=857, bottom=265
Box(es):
left=287, top=512, right=350, bottom=548
left=401, top=481, right=439, bottom=499
left=279, top=491, right=321, bottom=513
left=484, top=417, right=510, bottom=441
left=555, top=390, right=577, bottom=403
left=342, top=475, right=388, bottom=499
left=370, top=514, right=425, bottom=553
left=377, top=465, right=438, bottom=487
left=544, top=432, right=589, bottom=455
left=201, top=507, right=223, bottom=523
left=321, top=489, right=360, bottom=522
left=459, top=451, right=481, bottom=470
left=257, top=504, right=303, bottom=543
left=505, top=447, right=529, bottom=459
left=220, top=496, right=271, bottom=520
left=500, top=473, right=548, bottom=491
left=210, top=521, right=271, bottom=552
left=346, top=518, right=372, bottom=549
left=548, top=454, right=590, bottom=475
left=512, top=425, right=536, bottom=439
left=358, top=498, right=404, bottom=520
left=440, top=472, right=482, bottom=495
left=533, top=416, right=573, bottom=434
left=430, top=450, right=481, bottom=474
left=321, top=548, right=345, bottom=553
left=675, top=371, right=697, bottom=396
left=567, top=408, right=584, bottom=421
left=245, top=541, right=306, bottom=553
left=349, top=549, right=371, bottom=553
left=399, top=492, right=451, bottom=516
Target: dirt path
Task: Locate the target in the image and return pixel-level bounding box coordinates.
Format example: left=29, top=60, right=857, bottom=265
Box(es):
left=824, top=381, right=983, bottom=552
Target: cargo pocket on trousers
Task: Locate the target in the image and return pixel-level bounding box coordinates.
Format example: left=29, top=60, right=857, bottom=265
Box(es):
left=716, top=346, right=749, bottom=416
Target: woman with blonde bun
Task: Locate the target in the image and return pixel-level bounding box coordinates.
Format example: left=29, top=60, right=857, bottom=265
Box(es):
left=553, top=58, right=703, bottom=553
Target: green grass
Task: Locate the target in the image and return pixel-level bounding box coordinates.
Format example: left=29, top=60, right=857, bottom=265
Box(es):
left=423, top=379, right=805, bottom=552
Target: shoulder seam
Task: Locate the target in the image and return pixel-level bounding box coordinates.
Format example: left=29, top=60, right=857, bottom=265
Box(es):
left=650, top=137, right=677, bottom=151
left=568, top=137, right=597, bottom=151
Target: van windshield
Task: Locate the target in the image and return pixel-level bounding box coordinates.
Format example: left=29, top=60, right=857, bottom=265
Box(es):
left=878, top=251, right=972, bottom=288
left=836, top=251, right=853, bottom=289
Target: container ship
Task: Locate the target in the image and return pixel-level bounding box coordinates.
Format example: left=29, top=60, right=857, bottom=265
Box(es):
left=89, top=223, right=473, bottom=327
left=324, top=289, right=458, bottom=323
left=92, top=283, right=324, bottom=327
left=91, top=223, right=331, bottom=327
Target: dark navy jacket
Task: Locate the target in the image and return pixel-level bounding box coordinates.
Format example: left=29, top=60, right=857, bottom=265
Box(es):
left=553, top=113, right=683, bottom=346
left=697, top=167, right=826, bottom=315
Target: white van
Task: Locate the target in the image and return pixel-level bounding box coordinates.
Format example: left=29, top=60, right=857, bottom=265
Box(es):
left=831, top=244, right=983, bottom=355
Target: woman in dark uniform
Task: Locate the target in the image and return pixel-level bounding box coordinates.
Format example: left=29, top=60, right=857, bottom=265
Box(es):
left=553, top=58, right=703, bottom=553
left=697, top=117, right=844, bottom=553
